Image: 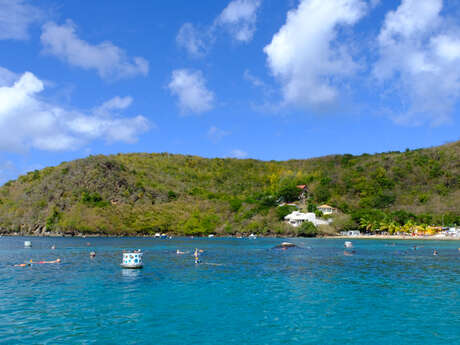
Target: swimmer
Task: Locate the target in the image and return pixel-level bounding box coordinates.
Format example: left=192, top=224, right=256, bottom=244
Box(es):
left=14, top=263, right=31, bottom=267
left=433, top=249, right=438, bottom=256
left=194, top=248, right=201, bottom=264
left=176, top=249, right=186, bottom=255
left=35, top=258, right=61, bottom=264
left=90, top=251, right=96, bottom=258
left=51, top=245, right=56, bottom=250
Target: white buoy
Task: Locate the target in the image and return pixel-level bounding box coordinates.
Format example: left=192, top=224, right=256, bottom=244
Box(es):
left=24, top=241, right=32, bottom=248
left=121, top=250, right=143, bottom=269
left=344, top=241, right=353, bottom=248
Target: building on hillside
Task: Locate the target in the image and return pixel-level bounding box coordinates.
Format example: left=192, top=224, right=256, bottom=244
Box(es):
left=317, top=204, right=339, bottom=215
left=296, top=185, right=308, bottom=202
left=284, top=211, right=329, bottom=227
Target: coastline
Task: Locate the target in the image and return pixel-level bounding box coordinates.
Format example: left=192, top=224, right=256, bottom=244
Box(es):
left=1, top=232, right=460, bottom=240
left=327, top=235, right=460, bottom=241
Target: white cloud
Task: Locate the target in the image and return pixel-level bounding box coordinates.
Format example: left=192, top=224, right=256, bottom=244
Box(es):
left=0, top=67, right=18, bottom=86
left=374, top=0, right=460, bottom=126
left=216, top=0, right=261, bottom=42
left=0, top=0, right=42, bottom=40
left=176, top=23, right=207, bottom=57
left=230, top=149, right=248, bottom=158
left=207, top=126, right=230, bottom=142
left=176, top=0, right=261, bottom=57
left=0, top=69, right=149, bottom=152
left=264, top=0, right=367, bottom=108
left=168, top=69, right=214, bottom=114
left=41, top=20, right=149, bottom=80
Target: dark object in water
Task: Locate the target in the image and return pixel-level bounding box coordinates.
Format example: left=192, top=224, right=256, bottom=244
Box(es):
left=90, top=251, right=96, bottom=258
left=273, top=242, right=297, bottom=249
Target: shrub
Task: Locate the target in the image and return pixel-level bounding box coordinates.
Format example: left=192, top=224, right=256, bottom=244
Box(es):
left=276, top=205, right=297, bottom=220
left=297, top=221, right=318, bottom=237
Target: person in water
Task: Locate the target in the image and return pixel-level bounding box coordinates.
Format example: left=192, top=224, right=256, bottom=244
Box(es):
left=15, top=258, right=60, bottom=266
left=433, top=249, right=438, bottom=256
left=194, top=248, right=201, bottom=264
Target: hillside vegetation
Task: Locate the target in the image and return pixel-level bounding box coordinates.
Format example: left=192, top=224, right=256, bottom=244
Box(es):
left=0, top=141, right=459, bottom=236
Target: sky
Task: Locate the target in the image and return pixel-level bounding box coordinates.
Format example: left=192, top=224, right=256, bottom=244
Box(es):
left=0, top=0, right=460, bottom=183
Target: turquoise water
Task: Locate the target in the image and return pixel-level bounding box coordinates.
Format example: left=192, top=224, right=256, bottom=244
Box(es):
left=0, top=237, right=459, bottom=345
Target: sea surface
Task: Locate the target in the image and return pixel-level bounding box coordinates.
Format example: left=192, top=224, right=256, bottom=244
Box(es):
left=0, top=237, right=459, bottom=345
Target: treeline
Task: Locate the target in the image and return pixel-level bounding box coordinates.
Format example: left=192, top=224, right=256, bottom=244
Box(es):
left=0, top=140, right=458, bottom=236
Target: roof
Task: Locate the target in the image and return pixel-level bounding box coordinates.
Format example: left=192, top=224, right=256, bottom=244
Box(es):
left=284, top=211, right=315, bottom=221
left=318, top=204, right=336, bottom=209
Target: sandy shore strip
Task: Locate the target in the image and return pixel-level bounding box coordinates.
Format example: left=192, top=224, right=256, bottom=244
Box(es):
left=328, top=235, right=460, bottom=241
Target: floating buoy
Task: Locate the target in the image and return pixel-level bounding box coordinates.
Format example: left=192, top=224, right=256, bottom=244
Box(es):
left=121, top=250, right=143, bottom=269
left=344, top=241, right=353, bottom=248
left=24, top=241, right=32, bottom=248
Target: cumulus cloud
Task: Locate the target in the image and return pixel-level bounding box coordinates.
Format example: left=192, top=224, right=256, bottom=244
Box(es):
left=176, top=23, right=207, bottom=57
left=41, top=20, right=149, bottom=80
left=0, top=69, right=149, bottom=152
left=176, top=0, right=261, bottom=57
left=0, top=0, right=42, bottom=40
left=168, top=69, right=214, bottom=114
left=207, top=126, right=230, bottom=142
left=374, top=0, right=460, bottom=125
left=264, top=0, right=367, bottom=108
left=216, top=0, right=261, bottom=42
left=230, top=149, right=248, bottom=158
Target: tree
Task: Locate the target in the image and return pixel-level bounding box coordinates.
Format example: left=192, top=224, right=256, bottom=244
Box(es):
left=276, top=205, right=297, bottom=220
left=297, top=221, right=318, bottom=237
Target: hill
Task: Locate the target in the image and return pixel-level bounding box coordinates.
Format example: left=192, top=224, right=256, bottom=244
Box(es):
left=0, top=141, right=459, bottom=236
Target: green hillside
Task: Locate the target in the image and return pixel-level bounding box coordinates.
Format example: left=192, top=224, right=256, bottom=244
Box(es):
left=0, top=141, right=459, bottom=236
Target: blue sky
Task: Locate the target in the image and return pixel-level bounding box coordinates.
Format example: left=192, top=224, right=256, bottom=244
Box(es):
left=0, top=0, right=460, bottom=183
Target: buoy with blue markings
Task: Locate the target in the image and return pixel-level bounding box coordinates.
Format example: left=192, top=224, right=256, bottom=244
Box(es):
left=121, top=250, right=143, bottom=269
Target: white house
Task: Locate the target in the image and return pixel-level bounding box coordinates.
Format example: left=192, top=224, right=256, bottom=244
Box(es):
left=317, top=204, right=339, bottom=215
left=284, top=211, right=329, bottom=227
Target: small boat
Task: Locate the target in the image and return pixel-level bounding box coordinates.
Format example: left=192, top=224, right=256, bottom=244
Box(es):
left=208, top=234, right=215, bottom=238
left=24, top=241, right=32, bottom=248
left=248, top=234, right=257, bottom=239
left=344, top=241, right=353, bottom=248
left=121, top=250, right=143, bottom=269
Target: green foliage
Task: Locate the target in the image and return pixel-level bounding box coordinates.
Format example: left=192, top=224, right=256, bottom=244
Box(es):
left=0, top=140, right=458, bottom=235
left=46, top=208, right=61, bottom=231
left=276, top=205, right=297, bottom=220
left=276, top=182, right=301, bottom=202
left=81, top=191, right=109, bottom=207
left=297, top=221, right=318, bottom=237
left=229, top=198, right=243, bottom=212
left=168, top=190, right=178, bottom=201
left=182, top=211, right=219, bottom=236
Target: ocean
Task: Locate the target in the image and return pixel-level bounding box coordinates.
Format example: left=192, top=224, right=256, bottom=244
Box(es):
left=0, top=237, right=459, bottom=344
